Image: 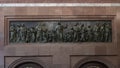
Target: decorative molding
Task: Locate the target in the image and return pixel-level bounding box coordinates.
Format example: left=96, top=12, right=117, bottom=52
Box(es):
left=73, top=57, right=116, bottom=68
left=6, top=57, right=45, bottom=68
left=0, top=3, right=120, bottom=7
left=5, top=15, right=114, bottom=45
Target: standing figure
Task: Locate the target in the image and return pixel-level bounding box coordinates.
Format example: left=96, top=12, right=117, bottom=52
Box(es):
left=104, top=23, right=112, bottom=42
left=62, top=24, right=68, bottom=42
left=16, top=24, right=20, bottom=42
left=30, top=27, right=36, bottom=42
left=9, top=24, right=16, bottom=43
left=80, top=24, right=86, bottom=42
left=78, top=24, right=82, bottom=42
left=93, top=23, right=99, bottom=42
left=19, top=24, right=27, bottom=42
left=25, top=28, right=31, bottom=43
left=52, top=30, right=57, bottom=42
left=41, top=23, right=48, bottom=43
left=86, top=25, right=92, bottom=41
left=99, top=23, right=105, bottom=42
left=73, top=23, right=80, bottom=42
left=47, top=30, right=53, bottom=42
left=55, top=23, right=64, bottom=42
left=35, top=23, right=42, bottom=42
left=68, top=27, right=74, bottom=42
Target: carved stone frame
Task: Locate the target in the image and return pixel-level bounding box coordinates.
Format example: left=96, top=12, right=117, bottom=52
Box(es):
left=7, top=57, right=45, bottom=68
left=4, top=15, right=115, bottom=45
left=73, top=57, right=116, bottom=68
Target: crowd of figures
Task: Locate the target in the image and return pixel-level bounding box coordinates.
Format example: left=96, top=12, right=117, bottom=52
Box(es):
left=9, top=21, right=112, bottom=43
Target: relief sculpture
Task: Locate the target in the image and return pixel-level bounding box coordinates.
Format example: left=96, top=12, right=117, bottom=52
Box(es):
left=9, top=20, right=112, bottom=43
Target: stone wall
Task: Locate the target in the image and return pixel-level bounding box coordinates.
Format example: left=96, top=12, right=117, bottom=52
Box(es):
left=0, top=7, right=119, bottom=68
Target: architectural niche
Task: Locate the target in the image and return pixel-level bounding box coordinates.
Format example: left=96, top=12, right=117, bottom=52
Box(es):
left=79, top=61, right=108, bottom=68
left=74, top=57, right=116, bottom=68
left=8, top=57, right=45, bottom=68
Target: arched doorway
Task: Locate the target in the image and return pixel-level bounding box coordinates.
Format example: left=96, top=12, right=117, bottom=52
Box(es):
left=79, top=61, right=108, bottom=68
left=15, top=62, right=43, bottom=68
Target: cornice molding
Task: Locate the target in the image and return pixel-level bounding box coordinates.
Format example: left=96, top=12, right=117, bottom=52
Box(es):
left=0, top=3, right=120, bottom=7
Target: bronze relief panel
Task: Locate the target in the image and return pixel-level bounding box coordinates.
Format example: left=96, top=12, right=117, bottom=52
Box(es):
left=9, top=20, right=112, bottom=43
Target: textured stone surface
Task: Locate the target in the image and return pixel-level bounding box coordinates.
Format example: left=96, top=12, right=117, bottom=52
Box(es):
left=0, top=7, right=119, bottom=68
